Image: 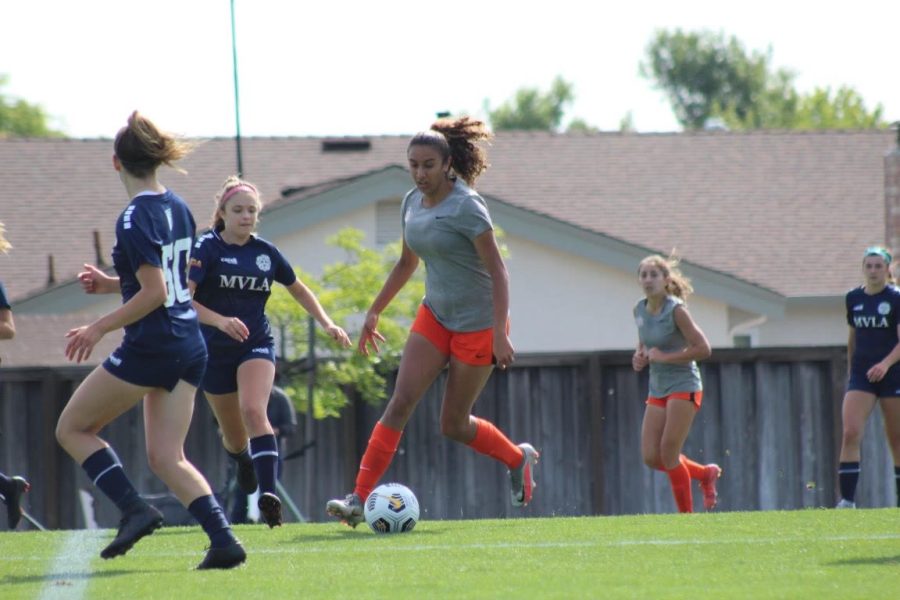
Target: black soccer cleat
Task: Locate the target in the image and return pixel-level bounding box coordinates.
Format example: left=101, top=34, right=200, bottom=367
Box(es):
left=257, top=492, right=283, bottom=528
left=3, top=476, right=31, bottom=529
left=236, top=458, right=258, bottom=495
left=100, top=502, right=164, bottom=559
left=197, top=541, right=247, bottom=570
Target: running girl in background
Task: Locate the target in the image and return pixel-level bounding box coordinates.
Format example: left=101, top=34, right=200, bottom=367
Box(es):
left=835, top=246, right=900, bottom=508
left=632, top=254, right=720, bottom=513
left=55, top=112, right=245, bottom=569
left=326, top=116, right=538, bottom=527
left=0, top=222, right=31, bottom=530
left=189, top=176, right=350, bottom=528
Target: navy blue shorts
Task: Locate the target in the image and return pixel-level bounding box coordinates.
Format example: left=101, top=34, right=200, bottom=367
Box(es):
left=847, top=364, right=900, bottom=397
left=202, top=341, right=276, bottom=395
left=103, top=339, right=207, bottom=391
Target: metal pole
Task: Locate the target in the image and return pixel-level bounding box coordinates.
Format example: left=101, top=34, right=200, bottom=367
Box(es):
left=275, top=480, right=307, bottom=522
left=307, top=314, right=316, bottom=412
left=230, top=0, right=244, bottom=177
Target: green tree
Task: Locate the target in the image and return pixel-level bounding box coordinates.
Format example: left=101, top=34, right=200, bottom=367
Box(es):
left=618, top=111, right=635, bottom=133
left=566, top=118, right=599, bottom=134
left=488, top=76, right=576, bottom=131
left=791, top=86, right=884, bottom=129
left=641, top=30, right=886, bottom=130
left=0, top=75, right=62, bottom=137
left=641, top=30, right=780, bottom=130
left=267, top=228, right=424, bottom=418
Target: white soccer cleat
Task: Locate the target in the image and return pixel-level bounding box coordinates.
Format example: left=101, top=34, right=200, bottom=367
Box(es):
left=509, top=443, right=539, bottom=507
left=835, top=498, right=856, bottom=509
left=326, top=493, right=364, bottom=527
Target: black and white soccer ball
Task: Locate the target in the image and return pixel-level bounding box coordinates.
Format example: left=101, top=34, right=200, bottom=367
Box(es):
left=364, top=483, right=419, bottom=534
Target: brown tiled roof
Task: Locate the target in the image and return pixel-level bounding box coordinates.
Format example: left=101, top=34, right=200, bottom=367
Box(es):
left=0, top=130, right=893, bottom=304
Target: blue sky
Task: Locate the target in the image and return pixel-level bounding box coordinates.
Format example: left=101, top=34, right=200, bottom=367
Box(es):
left=3, top=0, right=897, bottom=138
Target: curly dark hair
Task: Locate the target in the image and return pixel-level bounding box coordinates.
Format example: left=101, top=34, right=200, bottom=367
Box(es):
left=407, top=116, right=493, bottom=186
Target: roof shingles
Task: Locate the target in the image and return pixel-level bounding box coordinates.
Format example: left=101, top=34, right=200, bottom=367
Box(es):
left=0, top=130, right=892, bottom=305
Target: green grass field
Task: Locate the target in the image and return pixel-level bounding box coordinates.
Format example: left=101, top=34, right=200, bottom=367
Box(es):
left=2, top=509, right=898, bottom=599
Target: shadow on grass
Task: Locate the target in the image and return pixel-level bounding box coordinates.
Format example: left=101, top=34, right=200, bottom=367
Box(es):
left=154, top=527, right=206, bottom=536
left=285, top=527, right=445, bottom=544
left=3, top=568, right=166, bottom=585
left=826, top=555, right=900, bottom=567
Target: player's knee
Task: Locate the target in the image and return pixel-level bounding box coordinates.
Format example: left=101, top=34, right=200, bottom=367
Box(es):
left=146, top=447, right=179, bottom=477
left=54, top=419, right=70, bottom=449
left=886, top=430, right=900, bottom=454
left=439, top=415, right=469, bottom=441
left=841, top=426, right=864, bottom=446
left=240, top=403, right=268, bottom=431
left=383, top=395, right=415, bottom=426
left=658, top=442, right=681, bottom=467
left=642, top=452, right=662, bottom=470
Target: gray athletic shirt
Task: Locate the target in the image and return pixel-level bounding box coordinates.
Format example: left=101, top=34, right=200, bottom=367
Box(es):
left=633, top=296, right=703, bottom=396
left=401, top=178, right=494, bottom=331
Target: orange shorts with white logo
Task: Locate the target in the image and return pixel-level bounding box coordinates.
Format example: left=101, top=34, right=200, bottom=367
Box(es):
left=646, top=391, right=703, bottom=410
left=410, top=304, right=506, bottom=367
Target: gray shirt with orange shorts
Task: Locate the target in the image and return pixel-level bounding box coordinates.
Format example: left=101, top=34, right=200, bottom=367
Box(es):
left=401, top=179, right=494, bottom=332
left=634, top=296, right=702, bottom=397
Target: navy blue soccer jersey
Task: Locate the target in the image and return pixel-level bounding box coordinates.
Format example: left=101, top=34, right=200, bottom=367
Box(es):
left=0, top=281, right=10, bottom=310
left=111, top=190, right=200, bottom=350
left=845, top=285, right=900, bottom=369
left=189, top=230, right=297, bottom=349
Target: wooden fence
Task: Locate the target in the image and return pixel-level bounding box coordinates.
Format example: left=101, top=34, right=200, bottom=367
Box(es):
left=0, top=347, right=895, bottom=531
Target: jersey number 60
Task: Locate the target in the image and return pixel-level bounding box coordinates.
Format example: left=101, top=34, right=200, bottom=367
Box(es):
left=161, top=237, right=193, bottom=308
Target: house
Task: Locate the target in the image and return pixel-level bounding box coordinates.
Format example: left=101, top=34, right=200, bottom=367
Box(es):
left=1, top=130, right=897, bottom=367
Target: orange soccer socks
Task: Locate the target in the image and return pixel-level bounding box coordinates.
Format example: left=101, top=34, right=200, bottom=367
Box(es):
left=466, top=417, right=524, bottom=470
left=666, top=462, right=693, bottom=513
left=353, top=421, right=403, bottom=502
left=680, top=455, right=708, bottom=480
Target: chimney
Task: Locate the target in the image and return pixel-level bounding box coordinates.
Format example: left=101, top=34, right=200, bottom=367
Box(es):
left=93, top=230, right=106, bottom=267
left=886, top=122, right=900, bottom=266
left=320, top=138, right=371, bottom=152
left=47, top=254, right=56, bottom=286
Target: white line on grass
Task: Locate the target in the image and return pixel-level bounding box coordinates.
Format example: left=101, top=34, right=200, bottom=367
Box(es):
left=258, top=533, right=899, bottom=554
left=37, top=530, right=106, bottom=600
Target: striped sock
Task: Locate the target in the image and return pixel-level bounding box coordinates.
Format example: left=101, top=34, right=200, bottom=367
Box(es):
left=354, top=422, right=402, bottom=502
left=838, top=461, right=861, bottom=502
left=227, top=446, right=252, bottom=469
left=82, top=447, right=141, bottom=511
left=666, top=462, right=693, bottom=513
left=467, top=417, right=524, bottom=470
left=188, top=495, right=236, bottom=548
left=250, top=434, right=279, bottom=494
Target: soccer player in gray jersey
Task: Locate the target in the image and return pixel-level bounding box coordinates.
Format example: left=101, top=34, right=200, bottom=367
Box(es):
left=327, top=117, right=538, bottom=527
left=632, top=254, right=720, bottom=513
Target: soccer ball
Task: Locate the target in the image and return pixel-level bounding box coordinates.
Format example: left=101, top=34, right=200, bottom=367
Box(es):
left=364, top=483, right=419, bottom=534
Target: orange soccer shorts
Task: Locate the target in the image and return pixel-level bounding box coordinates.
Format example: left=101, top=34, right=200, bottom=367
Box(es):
left=646, top=390, right=703, bottom=410
left=410, top=304, right=507, bottom=367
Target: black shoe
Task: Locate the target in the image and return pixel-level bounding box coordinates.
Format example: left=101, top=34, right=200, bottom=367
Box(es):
left=3, top=476, right=30, bottom=529
left=257, top=492, right=283, bottom=528
left=100, top=503, right=164, bottom=559
left=235, top=458, right=258, bottom=494
left=197, top=541, right=246, bottom=570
